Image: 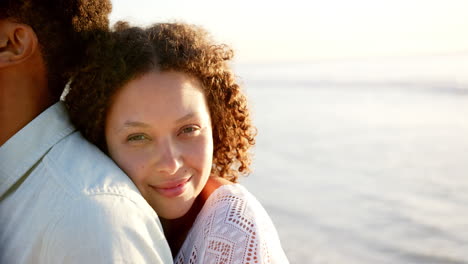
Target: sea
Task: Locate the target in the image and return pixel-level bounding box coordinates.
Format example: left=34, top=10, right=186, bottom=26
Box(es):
left=235, top=54, right=468, bottom=263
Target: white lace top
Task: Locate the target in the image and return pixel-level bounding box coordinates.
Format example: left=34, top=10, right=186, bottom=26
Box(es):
left=174, top=184, right=289, bottom=264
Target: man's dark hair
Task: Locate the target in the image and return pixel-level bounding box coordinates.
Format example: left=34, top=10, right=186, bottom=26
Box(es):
left=0, top=0, right=112, bottom=99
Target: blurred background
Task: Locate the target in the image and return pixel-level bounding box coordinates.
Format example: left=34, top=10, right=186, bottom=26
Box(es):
left=111, top=1, right=468, bottom=263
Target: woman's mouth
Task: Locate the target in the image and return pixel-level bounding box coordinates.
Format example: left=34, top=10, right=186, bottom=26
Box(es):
left=151, top=177, right=191, bottom=198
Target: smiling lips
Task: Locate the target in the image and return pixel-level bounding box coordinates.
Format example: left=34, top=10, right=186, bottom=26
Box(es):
left=151, top=177, right=191, bottom=198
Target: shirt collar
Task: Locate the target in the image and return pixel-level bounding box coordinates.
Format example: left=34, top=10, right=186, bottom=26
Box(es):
left=0, top=101, right=76, bottom=198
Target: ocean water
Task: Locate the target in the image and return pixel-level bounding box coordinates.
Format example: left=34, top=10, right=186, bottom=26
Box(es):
left=236, top=55, right=468, bottom=263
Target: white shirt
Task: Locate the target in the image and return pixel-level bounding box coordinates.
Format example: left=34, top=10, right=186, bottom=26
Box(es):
left=0, top=102, right=172, bottom=263
left=175, top=184, right=289, bottom=264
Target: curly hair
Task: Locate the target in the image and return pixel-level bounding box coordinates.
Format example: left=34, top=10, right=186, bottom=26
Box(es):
left=65, top=22, right=256, bottom=182
left=0, top=0, right=112, bottom=99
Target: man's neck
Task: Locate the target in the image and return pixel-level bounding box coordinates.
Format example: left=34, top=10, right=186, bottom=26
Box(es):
left=0, top=74, right=53, bottom=146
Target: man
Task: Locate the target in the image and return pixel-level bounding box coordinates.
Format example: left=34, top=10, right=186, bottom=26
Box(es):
left=0, top=1, right=172, bottom=263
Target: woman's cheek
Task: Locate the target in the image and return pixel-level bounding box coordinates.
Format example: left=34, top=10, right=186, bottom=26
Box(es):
left=114, top=148, right=147, bottom=180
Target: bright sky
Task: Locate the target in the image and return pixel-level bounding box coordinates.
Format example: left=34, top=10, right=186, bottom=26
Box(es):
left=110, top=0, right=468, bottom=62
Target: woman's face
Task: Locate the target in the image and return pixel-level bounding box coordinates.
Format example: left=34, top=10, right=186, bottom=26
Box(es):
left=105, top=71, right=213, bottom=219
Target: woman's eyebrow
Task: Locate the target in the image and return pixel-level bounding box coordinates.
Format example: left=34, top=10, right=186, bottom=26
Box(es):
left=175, top=113, right=196, bottom=124
left=118, top=121, right=150, bottom=132
left=117, top=113, right=199, bottom=132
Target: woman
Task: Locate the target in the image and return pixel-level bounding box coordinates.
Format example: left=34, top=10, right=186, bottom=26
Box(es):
left=65, top=22, right=288, bottom=263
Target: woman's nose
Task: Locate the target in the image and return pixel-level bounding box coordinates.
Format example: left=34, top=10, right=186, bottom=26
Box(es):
left=154, top=138, right=182, bottom=175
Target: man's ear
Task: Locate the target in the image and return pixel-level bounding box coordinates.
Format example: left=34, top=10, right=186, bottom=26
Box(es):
left=0, top=20, right=38, bottom=68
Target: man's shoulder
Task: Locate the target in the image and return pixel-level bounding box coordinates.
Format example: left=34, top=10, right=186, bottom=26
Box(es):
left=43, top=131, right=142, bottom=202
left=44, top=191, right=172, bottom=263
left=39, top=173, right=173, bottom=263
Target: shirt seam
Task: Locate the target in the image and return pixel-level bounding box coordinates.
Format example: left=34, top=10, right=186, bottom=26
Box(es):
left=43, top=154, right=146, bottom=206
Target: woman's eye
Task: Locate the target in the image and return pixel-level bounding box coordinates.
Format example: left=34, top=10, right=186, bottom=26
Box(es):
left=179, top=126, right=200, bottom=136
left=127, top=134, right=149, bottom=142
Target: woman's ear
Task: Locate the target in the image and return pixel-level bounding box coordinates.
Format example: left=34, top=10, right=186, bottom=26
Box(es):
left=0, top=20, right=38, bottom=68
